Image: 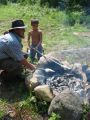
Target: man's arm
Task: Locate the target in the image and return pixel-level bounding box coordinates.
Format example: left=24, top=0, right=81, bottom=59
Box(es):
left=20, top=58, right=35, bottom=70
left=5, top=40, right=35, bottom=70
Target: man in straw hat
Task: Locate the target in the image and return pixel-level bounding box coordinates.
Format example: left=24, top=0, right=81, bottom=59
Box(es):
left=0, top=19, right=35, bottom=81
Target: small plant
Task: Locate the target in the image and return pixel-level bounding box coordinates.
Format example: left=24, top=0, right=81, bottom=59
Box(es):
left=49, top=112, right=61, bottom=120
left=0, top=111, right=5, bottom=119
left=82, top=104, right=90, bottom=120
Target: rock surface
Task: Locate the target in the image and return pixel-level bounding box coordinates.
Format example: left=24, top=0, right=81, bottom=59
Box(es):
left=48, top=89, right=83, bottom=120
left=34, top=85, right=54, bottom=102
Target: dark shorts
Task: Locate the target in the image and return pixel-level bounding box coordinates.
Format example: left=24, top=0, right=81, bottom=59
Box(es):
left=30, top=44, right=43, bottom=61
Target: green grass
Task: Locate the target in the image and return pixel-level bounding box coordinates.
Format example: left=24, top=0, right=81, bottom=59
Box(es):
left=0, top=99, right=7, bottom=119
left=0, top=4, right=90, bottom=52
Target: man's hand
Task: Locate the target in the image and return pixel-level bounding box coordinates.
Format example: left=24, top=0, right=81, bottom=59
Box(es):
left=28, top=63, right=36, bottom=70
left=20, top=59, right=36, bottom=71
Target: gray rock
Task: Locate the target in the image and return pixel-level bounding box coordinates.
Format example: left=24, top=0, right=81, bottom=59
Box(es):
left=48, top=90, right=83, bottom=120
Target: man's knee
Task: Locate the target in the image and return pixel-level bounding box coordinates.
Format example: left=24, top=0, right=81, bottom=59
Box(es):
left=0, top=59, right=22, bottom=73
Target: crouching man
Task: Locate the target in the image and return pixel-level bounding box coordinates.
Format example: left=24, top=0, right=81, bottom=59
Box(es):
left=0, top=19, right=35, bottom=81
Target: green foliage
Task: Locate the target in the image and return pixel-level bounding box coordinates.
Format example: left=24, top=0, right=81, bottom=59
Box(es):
left=0, top=100, right=7, bottom=118
left=17, top=95, right=49, bottom=118
left=17, top=0, right=38, bottom=5
left=48, top=112, right=61, bottom=120
left=39, top=0, right=89, bottom=9
left=0, top=0, right=7, bottom=5
left=0, top=0, right=89, bottom=9
left=40, top=0, right=59, bottom=8
left=64, top=11, right=83, bottom=26
left=0, top=111, right=5, bottom=119
left=82, top=104, right=90, bottom=120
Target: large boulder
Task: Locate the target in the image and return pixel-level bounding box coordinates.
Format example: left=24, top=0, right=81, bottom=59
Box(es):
left=48, top=89, right=83, bottom=120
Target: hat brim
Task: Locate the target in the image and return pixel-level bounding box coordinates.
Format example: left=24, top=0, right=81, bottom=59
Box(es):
left=9, top=26, right=27, bottom=30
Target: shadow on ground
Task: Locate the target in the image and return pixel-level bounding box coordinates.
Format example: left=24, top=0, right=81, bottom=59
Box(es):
left=0, top=78, right=29, bottom=103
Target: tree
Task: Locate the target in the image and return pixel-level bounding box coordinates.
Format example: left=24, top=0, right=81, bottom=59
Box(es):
left=0, top=0, right=7, bottom=5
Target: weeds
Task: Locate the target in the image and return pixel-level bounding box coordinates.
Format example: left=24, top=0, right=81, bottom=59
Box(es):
left=82, top=104, right=90, bottom=120
left=48, top=112, right=61, bottom=120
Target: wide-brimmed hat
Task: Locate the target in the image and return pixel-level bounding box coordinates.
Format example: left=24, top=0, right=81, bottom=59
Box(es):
left=9, top=19, right=27, bottom=30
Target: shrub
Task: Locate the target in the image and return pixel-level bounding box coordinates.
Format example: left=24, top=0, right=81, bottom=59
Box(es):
left=17, top=0, right=37, bottom=5
left=0, top=0, right=7, bottom=5
left=48, top=112, right=61, bottom=120
left=40, top=0, right=59, bottom=8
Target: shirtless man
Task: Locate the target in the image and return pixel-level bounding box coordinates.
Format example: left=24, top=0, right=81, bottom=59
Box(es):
left=27, top=19, right=43, bottom=62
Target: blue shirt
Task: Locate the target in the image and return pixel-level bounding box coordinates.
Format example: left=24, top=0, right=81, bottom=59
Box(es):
left=0, top=32, right=24, bottom=61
